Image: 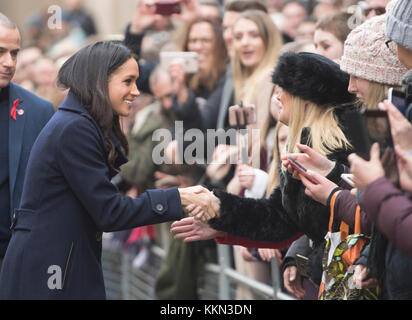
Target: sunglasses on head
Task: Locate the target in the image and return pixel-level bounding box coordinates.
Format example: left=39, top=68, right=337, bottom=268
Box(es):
left=364, top=6, right=386, bottom=16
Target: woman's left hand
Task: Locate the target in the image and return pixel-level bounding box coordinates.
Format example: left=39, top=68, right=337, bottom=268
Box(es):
left=299, top=170, right=339, bottom=206
left=348, top=143, right=385, bottom=190
left=170, top=216, right=224, bottom=242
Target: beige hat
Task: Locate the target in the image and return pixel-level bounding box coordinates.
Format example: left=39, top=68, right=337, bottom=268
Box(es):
left=340, top=14, right=408, bottom=86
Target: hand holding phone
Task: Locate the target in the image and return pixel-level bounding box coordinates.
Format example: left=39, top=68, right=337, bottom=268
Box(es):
left=297, top=168, right=340, bottom=206
left=228, top=103, right=256, bottom=129
left=341, top=173, right=355, bottom=187
left=160, top=51, right=199, bottom=74
left=154, top=0, right=182, bottom=15
left=345, top=109, right=399, bottom=187
left=388, top=87, right=406, bottom=115
left=287, top=157, right=318, bottom=184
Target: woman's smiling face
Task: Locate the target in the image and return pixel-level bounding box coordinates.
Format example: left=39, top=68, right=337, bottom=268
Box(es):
left=233, top=18, right=265, bottom=69
left=108, top=57, right=140, bottom=117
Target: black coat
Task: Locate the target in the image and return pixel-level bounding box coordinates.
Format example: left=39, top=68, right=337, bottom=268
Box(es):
left=0, top=92, right=183, bottom=299
left=210, top=109, right=355, bottom=284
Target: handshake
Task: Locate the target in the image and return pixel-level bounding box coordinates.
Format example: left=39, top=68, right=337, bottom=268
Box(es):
left=178, top=186, right=221, bottom=221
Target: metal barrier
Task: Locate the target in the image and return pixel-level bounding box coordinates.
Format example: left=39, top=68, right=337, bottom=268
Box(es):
left=102, top=236, right=295, bottom=300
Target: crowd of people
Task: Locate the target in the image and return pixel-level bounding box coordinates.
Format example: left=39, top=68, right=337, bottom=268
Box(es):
left=1, top=0, right=412, bottom=300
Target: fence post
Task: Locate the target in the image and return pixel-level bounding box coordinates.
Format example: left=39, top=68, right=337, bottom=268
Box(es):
left=270, top=258, right=281, bottom=300
left=217, top=244, right=231, bottom=300
left=121, top=251, right=131, bottom=300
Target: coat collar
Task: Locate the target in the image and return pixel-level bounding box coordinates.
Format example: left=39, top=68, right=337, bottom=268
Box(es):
left=58, top=90, right=89, bottom=115
left=58, top=90, right=128, bottom=172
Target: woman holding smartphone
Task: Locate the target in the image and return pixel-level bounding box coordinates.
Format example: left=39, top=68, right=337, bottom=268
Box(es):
left=0, top=41, right=215, bottom=299
left=285, top=14, right=412, bottom=300
left=183, top=51, right=357, bottom=289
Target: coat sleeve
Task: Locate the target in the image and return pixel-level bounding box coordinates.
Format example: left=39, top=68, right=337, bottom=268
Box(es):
left=208, top=186, right=302, bottom=243
left=361, top=177, right=412, bottom=257
left=334, top=190, right=372, bottom=234
left=214, top=232, right=303, bottom=249
left=56, top=117, right=183, bottom=232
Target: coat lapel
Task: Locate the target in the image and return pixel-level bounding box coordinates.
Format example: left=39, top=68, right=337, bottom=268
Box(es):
left=8, top=83, right=26, bottom=195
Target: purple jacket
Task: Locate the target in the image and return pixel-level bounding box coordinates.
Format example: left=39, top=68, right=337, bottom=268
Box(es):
left=361, top=177, right=412, bottom=258
left=334, top=176, right=412, bottom=257
left=334, top=190, right=372, bottom=234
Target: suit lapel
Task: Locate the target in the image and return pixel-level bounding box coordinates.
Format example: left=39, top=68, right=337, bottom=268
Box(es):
left=8, top=83, right=26, bottom=196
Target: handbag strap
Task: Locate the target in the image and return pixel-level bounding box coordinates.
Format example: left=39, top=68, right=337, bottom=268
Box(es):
left=329, top=192, right=361, bottom=240
left=328, top=192, right=338, bottom=233
left=354, top=205, right=361, bottom=234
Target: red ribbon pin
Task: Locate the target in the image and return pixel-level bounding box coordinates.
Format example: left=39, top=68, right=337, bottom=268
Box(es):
left=10, top=99, right=20, bottom=120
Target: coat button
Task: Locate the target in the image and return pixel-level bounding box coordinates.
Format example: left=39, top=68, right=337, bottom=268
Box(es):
left=96, top=232, right=102, bottom=242
left=156, top=204, right=164, bottom=212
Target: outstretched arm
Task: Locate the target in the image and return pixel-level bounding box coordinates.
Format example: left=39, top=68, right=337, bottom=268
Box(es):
left=207, top=186, right=301, bottom=243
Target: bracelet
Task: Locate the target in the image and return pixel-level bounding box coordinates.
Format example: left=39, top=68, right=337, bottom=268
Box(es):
left=326, top=187, right=342, bottom=208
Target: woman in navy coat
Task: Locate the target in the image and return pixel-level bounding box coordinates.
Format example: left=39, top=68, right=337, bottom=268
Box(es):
left=0, top=41, right=214, bottom=299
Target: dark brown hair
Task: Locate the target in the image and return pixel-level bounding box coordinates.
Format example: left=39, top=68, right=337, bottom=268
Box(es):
left=58, top=41, right=132, bottom=170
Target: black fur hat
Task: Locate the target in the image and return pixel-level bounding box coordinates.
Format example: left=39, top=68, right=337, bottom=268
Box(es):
left=272, top=52, right=356, bottom=107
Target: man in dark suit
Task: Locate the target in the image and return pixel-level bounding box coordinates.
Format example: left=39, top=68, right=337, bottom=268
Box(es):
left=0, top=13, right=54, bottom=268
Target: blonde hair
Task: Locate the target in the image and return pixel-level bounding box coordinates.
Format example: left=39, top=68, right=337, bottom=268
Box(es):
left=232, top=10, right=283, bottom=105
left=285, top=96, right=352, bottom=160
left=266, top=122, right=288, bottom=197
left=363, top=81, right=401, bottom=110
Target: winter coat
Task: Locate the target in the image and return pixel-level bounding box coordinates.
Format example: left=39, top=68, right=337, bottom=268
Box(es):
left=0, top=92, right=183, bottom=299
left=209, top=124, right=352, bottom=285
left=360, top=177, right=412, bottom=299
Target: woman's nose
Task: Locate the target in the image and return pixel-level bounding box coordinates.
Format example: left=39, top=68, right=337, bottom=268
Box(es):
left=348, top=77, right=357, bottom=94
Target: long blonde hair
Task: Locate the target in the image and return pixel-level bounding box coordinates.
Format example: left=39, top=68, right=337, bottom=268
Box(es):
left=232, top=10, right=283, bottom=105
left=266, top=122, right=288, bottom=197
left=285, top=96, right=352, bottom=159
left=363, top=81, right=401, bottom=110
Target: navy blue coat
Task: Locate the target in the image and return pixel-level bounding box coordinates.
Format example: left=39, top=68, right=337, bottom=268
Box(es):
left=0, top=82, right=54, bottom=257
left=0, top=92, right=183, bottom=299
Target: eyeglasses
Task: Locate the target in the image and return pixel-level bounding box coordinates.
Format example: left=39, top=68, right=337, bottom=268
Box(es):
left=187, top=38, right=213, bottom=46
left=364, top=6, right=386, bottom=16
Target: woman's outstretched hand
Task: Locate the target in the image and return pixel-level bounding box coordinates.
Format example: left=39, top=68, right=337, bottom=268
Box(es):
left=170, top=217, right=224, bottom=242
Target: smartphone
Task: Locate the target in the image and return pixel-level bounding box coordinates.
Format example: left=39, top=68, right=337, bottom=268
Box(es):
left=287, top=156, right=318, bottom=184
left=345, top=109, right=399, bottom=187
left=287, top=156, right=307, bottom=173
left=154, top=0, right=181, bottom=15
left=160, top=51, right=199, bottom=74
left=341, top=173, right=355, bottom=188
left=295, top=254, right=309, bottom=278
left=388, top=87, right=406, bottom=114
left=228, top=103, right=257, bottom=129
